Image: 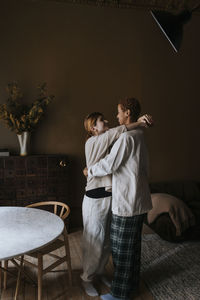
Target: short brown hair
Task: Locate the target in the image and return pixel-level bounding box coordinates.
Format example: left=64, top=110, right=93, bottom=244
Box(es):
left=84, top=112, right=103, bottom=140
left=119, top=97, right=141, bottom=122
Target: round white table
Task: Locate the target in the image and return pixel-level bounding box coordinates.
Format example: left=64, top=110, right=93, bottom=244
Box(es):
left=0, top=207, right=64, bottom=261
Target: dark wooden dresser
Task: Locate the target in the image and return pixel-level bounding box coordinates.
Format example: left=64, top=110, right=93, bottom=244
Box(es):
left=0, top=155, right=69, bottom=207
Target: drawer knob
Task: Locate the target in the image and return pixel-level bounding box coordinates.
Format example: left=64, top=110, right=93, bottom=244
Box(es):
left=59, top=160, right=67, bottom=167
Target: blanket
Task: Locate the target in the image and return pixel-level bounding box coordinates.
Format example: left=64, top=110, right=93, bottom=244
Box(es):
left=147, top=193, right=195, bottom=236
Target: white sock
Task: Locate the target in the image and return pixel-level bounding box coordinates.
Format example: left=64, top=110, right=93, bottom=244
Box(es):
left=100, top=275, right=111, bottom=288
left=82, top=280, right=99, bottom=297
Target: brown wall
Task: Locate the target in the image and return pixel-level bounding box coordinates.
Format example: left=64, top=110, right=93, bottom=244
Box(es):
left=0, top=0, right=200, bottom=228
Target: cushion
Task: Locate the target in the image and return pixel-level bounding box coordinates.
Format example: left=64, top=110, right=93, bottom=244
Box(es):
left=146, top=182, right=200, bottom=242
left=148, top=193, right=195, bottom=236
left=145, top=213, right=199, bottom=243
left=145, top=213, right=186, bottom=242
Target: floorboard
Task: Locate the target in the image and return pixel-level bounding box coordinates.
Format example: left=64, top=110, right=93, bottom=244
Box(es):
left=0, top=228, right=154, bottom=300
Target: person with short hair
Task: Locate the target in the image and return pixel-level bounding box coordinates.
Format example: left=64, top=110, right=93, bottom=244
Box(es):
left=81, top=108, right=152, bottom=297
left=87, top=98, right=153, bottom=300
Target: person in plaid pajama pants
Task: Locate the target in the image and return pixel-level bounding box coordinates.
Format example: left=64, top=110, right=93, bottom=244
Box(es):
left=81, top=111, right=152, bottom=297
left=88, top=98, right=153, bottom=300
left=110, top=214, right=145, bottom=299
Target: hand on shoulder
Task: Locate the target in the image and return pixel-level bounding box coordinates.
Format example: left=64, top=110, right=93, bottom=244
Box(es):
left=137, top=114, right=154, bottom=128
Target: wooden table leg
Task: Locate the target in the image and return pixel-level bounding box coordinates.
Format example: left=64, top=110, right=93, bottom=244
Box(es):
left=37, top=253, right=43, bottom=300
left=3, top=260, right=8, bottom=289
left=0, top=261, right=2, bottom=290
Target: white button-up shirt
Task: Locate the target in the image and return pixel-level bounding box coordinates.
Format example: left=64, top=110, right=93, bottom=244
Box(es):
left=88, top=129, right=152, bottom=216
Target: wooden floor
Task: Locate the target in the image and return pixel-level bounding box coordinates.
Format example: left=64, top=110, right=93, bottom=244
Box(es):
left=0, top=229, right=154, bottom=300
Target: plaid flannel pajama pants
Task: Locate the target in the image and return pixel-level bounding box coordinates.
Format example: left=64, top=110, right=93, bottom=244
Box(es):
left=110, top=213, right=145, bottom=299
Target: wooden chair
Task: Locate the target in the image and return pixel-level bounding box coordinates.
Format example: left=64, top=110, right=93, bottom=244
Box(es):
left=23, top=201, right=72, bottom=300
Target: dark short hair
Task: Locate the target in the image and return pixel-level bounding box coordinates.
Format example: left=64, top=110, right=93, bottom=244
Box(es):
left=119, top=97, right=141, bottom=121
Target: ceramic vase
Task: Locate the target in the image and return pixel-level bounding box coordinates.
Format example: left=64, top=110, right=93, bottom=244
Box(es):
left=17, top=131, right=30, bottom=156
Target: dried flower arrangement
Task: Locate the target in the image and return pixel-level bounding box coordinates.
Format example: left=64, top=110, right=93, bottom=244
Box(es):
left=0, top=82, right=54, bottom=134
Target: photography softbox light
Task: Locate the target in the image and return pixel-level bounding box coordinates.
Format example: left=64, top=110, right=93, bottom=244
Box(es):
left=150, top=9, right=192, bottom=52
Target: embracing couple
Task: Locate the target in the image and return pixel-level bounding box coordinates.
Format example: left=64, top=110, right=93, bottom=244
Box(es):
left=81, top=98, right=153, bottom=300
